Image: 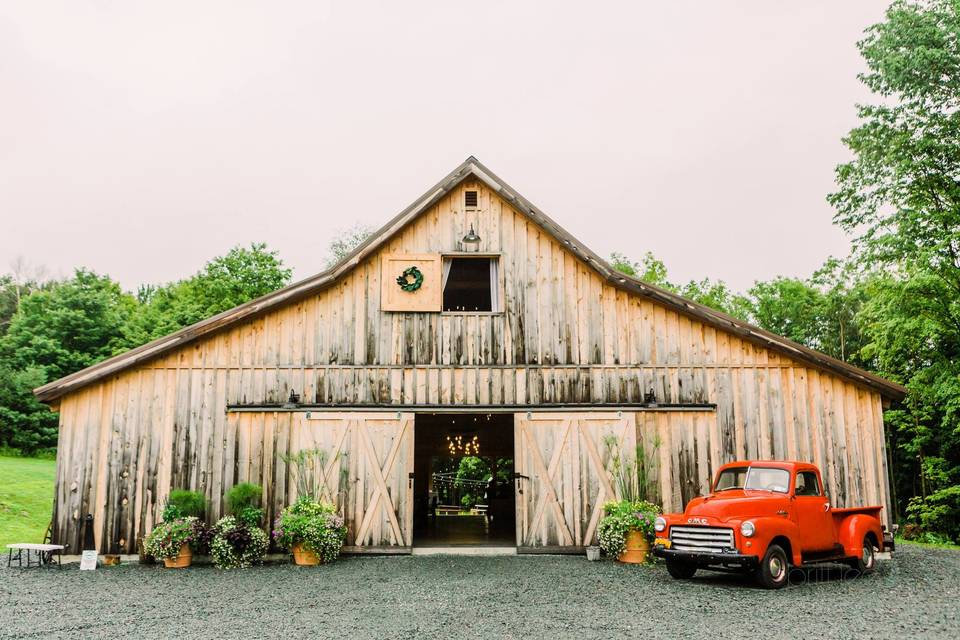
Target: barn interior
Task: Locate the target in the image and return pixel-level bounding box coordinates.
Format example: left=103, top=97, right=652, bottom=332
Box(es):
left=412, top=413, right=515, bottom=547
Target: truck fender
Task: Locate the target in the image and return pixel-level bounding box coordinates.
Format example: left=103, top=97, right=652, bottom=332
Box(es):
left=836, top=514, right=883, bottom=558
left=751, top=517, right=801, bottom=566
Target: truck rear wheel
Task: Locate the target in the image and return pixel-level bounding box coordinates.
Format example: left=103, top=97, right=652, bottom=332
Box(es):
left=755, top=544, right=789, bottom=589
left=848, top=535, right=876, bottom=576
left=665, top=558, right=697, bottom=579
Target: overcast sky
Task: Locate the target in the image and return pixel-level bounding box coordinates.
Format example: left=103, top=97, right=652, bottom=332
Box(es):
left=0, top=1, right=891, bottom=292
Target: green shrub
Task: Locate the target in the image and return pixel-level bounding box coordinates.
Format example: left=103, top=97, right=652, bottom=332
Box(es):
left=162, top=489, right=207, bottom=521
left=597, top=500, right=660, bottom=558
left=226, top=482, right=261, bottom=511
left=272, top=497, right=347, bottom=563
left=0, top=446, right=57, bottom=460
left=226, top=482, right=263, bottom=527
left=905, top=486, right=960, bottom=543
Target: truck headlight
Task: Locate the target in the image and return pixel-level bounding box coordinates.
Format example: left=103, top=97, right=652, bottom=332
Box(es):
left=740, top=521, right=755, bottom=537
left=654, top=516, right=666, bottom=532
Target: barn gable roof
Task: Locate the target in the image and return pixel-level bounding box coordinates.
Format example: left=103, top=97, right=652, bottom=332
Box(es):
left=34, top=157, right=907, bottom=402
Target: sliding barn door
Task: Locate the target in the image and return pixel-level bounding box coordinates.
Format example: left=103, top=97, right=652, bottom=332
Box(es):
left=299, top=412, right=414, bottom=551
left=515, top=412, right=635, bottom=551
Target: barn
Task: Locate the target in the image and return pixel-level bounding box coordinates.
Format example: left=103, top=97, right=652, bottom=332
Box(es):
left=35, top=157, right=906, bottom=555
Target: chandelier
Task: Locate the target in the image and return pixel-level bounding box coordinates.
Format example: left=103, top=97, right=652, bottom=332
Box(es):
left=446, top=433, right=479, bottom=456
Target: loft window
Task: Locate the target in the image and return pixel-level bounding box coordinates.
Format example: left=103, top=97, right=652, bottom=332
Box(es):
left=442, top=257, right=499, bottom=312
left=464, top=190, right=478, bottom=209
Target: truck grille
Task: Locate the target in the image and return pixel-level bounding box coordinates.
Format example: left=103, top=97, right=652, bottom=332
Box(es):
left=669, top=526, right=735, bottom=553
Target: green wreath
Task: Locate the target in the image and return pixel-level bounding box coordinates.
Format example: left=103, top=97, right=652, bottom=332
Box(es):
left=396, top=266, right=424, bottom=292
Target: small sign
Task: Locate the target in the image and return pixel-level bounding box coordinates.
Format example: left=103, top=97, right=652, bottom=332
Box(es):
left=80, top=550, right=98, bottom=571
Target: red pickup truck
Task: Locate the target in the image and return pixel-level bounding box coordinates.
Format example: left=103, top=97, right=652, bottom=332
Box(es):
left=651, top=461, right=894, bottom=588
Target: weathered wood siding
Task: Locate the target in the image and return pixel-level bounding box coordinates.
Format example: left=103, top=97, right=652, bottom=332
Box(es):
left=51, top=180, right=892, bottom=552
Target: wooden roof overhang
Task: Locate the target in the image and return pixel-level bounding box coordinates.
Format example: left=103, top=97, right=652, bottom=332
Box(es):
left=34, top=157, right=907, bottom=404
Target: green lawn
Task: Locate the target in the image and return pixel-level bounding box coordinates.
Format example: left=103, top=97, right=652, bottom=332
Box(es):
left=0, top=456, right=56, bottom=548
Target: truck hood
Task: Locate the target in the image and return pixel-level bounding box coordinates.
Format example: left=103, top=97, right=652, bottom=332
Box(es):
left=683, top=490, right=790, bottom=522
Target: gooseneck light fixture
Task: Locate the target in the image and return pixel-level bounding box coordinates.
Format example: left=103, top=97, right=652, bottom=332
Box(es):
left=461, top=225, right=481, bottom=252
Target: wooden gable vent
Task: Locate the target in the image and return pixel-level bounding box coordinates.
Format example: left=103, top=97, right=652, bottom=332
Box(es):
left=464, top=190, right=478, bottom=209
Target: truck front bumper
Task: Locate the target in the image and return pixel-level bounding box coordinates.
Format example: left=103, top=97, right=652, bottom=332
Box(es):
left=652, top=545, right=759, bottom=570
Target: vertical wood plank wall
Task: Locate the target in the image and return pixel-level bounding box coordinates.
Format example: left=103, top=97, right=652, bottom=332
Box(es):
left=51, top=181, right=892, bottom=552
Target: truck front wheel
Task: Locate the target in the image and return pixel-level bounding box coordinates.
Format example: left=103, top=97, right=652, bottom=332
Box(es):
left=754, top=544, right=789, bottom=589
left=848, top=535, right=876, bottom=576
left=665, top=558, right=697, bottom=579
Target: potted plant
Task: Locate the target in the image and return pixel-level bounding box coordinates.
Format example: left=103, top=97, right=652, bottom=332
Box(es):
left=596, top=436, right=662, bottom=563
left=144, top=516, right=209, bottom=568
left=598, top=500, right=659, bottom=563
left=143, top=489, right=210, bottom=568
left=210, top=483, right=269, bottom=569
left=273, top=497, right=347, bottom=565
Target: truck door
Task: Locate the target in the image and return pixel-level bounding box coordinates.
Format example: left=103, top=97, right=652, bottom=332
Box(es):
left=793, top=470, right=835, bottom=552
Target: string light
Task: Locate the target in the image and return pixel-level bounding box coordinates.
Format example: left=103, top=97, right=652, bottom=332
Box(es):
left=446, top=433, right=480, bottom=455
left=430, top=472, right=490, bottom=487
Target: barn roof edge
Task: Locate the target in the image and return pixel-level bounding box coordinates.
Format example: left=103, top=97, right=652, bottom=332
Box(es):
left=33, top=157, right=907, bottom=402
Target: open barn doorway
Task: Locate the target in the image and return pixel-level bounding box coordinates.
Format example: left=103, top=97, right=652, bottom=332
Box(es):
left=412, top=413, right=515, bottom=547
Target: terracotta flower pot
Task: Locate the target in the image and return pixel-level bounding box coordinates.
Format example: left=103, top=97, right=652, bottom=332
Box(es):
left=163, top=543, right=193, bottom=568
left=617, top=529, right=651, bottom=564
left=292, top=543, right=321, bottom=566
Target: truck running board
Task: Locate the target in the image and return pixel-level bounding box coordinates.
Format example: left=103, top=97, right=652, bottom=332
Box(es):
left=801, top=544, right=846, bottom=564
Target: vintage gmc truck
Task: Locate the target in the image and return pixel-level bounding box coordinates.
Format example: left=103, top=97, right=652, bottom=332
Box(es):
left=651, top=461, right=895, bottom=588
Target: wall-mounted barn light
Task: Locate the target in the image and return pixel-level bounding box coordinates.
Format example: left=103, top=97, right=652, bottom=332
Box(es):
left=282, top=390, right=301, bottom=409
left=461, top=225, right=481, bottom=251
left=644, top=388, right=657, bottom=406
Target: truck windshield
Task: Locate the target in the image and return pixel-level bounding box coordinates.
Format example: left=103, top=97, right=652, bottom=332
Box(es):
left=715, top=467, right=748, bottom=491
left=714, top=466, right=790, bottom=493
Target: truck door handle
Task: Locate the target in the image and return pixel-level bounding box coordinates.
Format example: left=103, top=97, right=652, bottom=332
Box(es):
left=777, top=510, right=788, bottom=516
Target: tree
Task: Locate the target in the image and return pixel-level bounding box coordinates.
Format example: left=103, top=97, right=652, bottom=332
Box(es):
left=609, top=251, right=674, bottom=290
left=828, top=0, right=960, bottom=540
left=0, top=245, right=293, bottom=453
left=609, top=251, right=749, bottom=318
left=0, top=259, right=51, bottom=336
left=0, top=269, right=135, bottom=452
left=0, top=275, right=19, bottom=337
left=680, top=278, right=752, bottom=320
left=326, top=224, right=374, bottom=267
left=747, top=278, right=826, bottom=348
left=0, top=366, right=58, bottom=452
left=740, top=262, right=875, bottom=370
left=0, top=269, right=134, bottom=381
left=455, top=456, right=491, bottom=508
left=121, top=243, right=292, bottom=347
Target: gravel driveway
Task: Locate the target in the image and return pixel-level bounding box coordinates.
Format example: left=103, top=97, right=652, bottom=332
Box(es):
left=1, top=544, right=957, bottom=639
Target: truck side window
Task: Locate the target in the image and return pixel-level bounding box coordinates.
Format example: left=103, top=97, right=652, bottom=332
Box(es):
left=795, top=471, right=821, bottom=496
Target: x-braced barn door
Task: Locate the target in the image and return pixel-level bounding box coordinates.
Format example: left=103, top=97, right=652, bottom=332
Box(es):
left=514, top=412, right=636, bottom=551
left=299, top=412, right=414, bottom=551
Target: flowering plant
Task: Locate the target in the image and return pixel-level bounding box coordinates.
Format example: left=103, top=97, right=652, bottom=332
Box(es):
left=210, top=516, right=269, bottom=569
left=144, top=516, right=208, bottom=560
left=273, top=497, right=347, bottom=563
left=597, top=499, right=660, bottom=558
